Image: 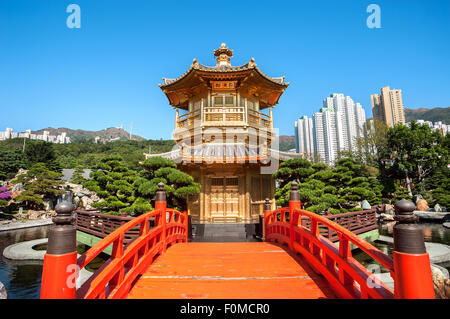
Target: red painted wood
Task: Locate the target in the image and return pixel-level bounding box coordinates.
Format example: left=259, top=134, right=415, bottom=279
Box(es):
left=127, top=242, right=336, bottom=299
left=393, top=251, right=435, bottom=299
left=75, top=207, right=187, bottom=299
left=40, top=252, right=78, bottom=299
left=265, top=207, right=395, bottom=299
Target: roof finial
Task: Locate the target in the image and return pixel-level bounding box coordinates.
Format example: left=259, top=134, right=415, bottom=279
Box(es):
left=214, top=43, right=233, bottom=67
left=192, top=58, right=199, bottom=68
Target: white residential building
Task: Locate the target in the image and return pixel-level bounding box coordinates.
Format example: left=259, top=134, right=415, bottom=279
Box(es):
left=407, top=120, right=449, bottom=135
left=0, top=128, right=71, bottom=143
left=296, top=93, right=366, bottom=166
left=323, top=93, right=366, bottom=151
left=312, top=112, right=326, bottom=162
left=294, top=116, right=314, bottom=156
left=313, top=107, right=343, bottom=165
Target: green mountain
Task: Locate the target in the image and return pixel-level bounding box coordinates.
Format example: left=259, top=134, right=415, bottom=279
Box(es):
left=32, top=127, right=146, bottom=142
left=279, top=135, right=296, bottom=152
left=404, top=107, right=450, bottom=124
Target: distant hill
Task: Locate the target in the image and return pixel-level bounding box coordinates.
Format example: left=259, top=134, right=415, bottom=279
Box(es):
left=279, top=135, right=296, bottom=152
left=32, top=127, right=146, bottom=142
left=404, top=107, right=450, bottom=124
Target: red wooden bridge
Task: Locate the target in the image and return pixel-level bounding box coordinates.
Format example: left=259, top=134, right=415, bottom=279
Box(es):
left=40, top=183, right=435, bottom=299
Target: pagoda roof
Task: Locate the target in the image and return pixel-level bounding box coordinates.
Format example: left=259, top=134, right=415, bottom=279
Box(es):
left=159, top=44, right=289, bottom=110
left=160, top=59, right=289, bottom=89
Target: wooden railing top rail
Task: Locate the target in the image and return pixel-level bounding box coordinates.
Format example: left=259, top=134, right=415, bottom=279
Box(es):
left=178, top=109, right=200, bottom=120
left=248, top=108, right=270, bottom=118
left=325, top=208, right=376, bottom=219
left=294, top=208, right=393, bottom=271
left=76, top=209, right=134, bottom=222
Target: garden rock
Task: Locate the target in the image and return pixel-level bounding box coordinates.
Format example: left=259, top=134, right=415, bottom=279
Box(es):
left=11, top=183, right=24, bottom=192
left=81, top=196, right=94, bottom=209
left=0, top=280, right=7, bottom=299
left=361, top=200, right=371, bottom=210
left=412, top=194, right=423, bottom=204
left=432, top=266, right=450, bottom=299
left=380, top=213, right=395, bottom=222
left=384, top=204, right=395, bottom=215
left=416, top=199, right=430, bottom=211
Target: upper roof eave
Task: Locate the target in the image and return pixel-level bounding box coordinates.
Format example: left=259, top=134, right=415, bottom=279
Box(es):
left=159, top=59, right=288, bottom=89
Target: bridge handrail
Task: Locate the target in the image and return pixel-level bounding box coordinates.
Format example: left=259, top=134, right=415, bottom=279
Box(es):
left=265, top=206, right=394, bottom=299
left=75, top=209, right=137, bottom=243
left=75, top=206, right=188, bottom=299
left=297, top=209, right=393, bottom=271
left=77, top=209, right=162, bottom=271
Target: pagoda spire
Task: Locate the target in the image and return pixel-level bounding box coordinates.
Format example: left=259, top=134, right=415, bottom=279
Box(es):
left=214, top=43, right=233, bottom=67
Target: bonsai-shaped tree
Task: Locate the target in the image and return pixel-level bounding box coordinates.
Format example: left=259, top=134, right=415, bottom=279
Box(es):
left=273, top=158, right=382, bottom=214
left=273, top=159, right=337, bottom=213
left=135, top=157, right=200, bottom=211
left=15, top=163, right=65, bottom=209
left=84, top=155, right=139, bottom=215
left=70, top=166, right=87, bottom=184
left=329, top=158, right=382, bottom=212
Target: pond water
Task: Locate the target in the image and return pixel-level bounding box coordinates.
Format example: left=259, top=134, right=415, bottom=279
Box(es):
left=0, top=226, right=108, bottom=299
left=0, top=226, right=49, bottom=299
left=353, top=222, right=450, bottom=273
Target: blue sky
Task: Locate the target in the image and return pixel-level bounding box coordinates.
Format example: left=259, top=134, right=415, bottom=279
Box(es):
left=1, top=0, right=449, bottom=139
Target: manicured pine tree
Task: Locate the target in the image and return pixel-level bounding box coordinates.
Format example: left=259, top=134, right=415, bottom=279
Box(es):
left=70, top=166, right=87, bottom=184
left=273, top=157, right=382, bottom=214
left=14, top=163, right=65, bottom=209
left=85, top=155, right=139, bottom=215
left=136, top=157, right=200, bottom=211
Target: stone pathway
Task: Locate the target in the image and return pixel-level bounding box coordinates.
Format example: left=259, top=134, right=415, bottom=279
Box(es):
left=3, top=238, right=47, bottom=260
left=0, top=219, right=53, bottom=232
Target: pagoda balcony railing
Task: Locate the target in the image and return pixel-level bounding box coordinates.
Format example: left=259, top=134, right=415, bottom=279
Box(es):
left=177, top=109, right=201, bottom=129
left=203, top=106, right=245, bottom=124
left=175, top=106, right=272, bottom=130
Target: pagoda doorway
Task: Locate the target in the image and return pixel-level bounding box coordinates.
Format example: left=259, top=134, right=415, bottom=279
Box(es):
left=208, top=177, right=241, bottom=223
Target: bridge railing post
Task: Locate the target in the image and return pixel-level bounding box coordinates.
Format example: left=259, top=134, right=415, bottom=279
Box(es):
left=40, top=191, right=77, bottom=299
left=263, top=198, right=271, bottom=241
left=289, top=182, right=301, bottom=251
left=183, top=210, right=189, bottom=242
left=155, top=183, right=167, bottom=253
left=392, top=199, right=435, bottom=299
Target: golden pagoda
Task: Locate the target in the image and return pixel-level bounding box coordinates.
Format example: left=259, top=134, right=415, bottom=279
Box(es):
left=146, top=44, right=300, bottom=224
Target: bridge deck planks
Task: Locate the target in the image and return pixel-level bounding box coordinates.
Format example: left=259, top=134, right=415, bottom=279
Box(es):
left=127, top=242, right=336, bottom=299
